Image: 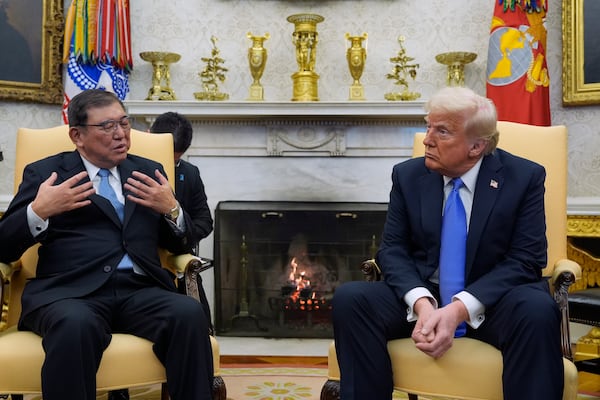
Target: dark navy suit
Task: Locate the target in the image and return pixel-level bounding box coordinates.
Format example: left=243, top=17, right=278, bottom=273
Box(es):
left=333, top=149, right=563, bottom=400
left=174, top=159, right=213, bottom=248
left=0, top=151, right=214, bottom=400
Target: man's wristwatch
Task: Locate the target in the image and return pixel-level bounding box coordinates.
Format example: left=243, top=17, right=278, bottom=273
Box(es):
left=164, top=202, right=180, bottom=221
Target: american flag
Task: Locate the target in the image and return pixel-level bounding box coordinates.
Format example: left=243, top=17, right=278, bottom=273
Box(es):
left=62, top=0, right=132, bottom=124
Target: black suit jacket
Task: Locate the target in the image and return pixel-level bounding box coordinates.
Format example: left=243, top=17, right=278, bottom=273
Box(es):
left=377, top=148, right=547, bottom=309
left=0, top=151, right=195, bottom=324
left=174, top=159, right=213, bottom=246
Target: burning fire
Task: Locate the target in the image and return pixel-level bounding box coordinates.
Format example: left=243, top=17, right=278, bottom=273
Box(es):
left=288, top=257, right=311, bottom=290
left=278, top=251, right=333, bottom=320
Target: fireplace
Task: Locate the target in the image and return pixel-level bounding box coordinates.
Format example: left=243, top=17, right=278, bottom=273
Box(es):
left=125, top=100, right=427, bottom=339
left=214, top=201, right=388, bottom=338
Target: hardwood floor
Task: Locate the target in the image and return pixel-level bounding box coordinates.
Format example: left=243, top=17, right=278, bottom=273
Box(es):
left=221, top=354, right=328, bottom=367
left=579, top=371, right=600, bottom=395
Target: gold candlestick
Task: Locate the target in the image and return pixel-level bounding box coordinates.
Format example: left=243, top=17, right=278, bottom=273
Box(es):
left=247, top=32, right=270, bottom=101
left=140, top=51, right=181, bottom=101
left=287, top=13, right=324, bottom=101
left=435, top=51, right=477, bottom=87
left=194, top=36, right=229, bottom=101
left=346, top=33, right=368, bottom=101
left=384, top=36, right=420, bottom=101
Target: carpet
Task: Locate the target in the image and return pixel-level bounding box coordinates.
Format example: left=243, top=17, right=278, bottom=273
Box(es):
left=220, top=365, right=600, bottom=400
left=221, top=365, right=328, bottom=399
left=19, top=366, right=600, bottom=399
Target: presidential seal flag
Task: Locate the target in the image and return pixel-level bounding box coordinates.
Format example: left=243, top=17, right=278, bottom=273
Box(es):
left=62, top=0, right=132, bottom=124
left=486, top=0, right=550, bottom=126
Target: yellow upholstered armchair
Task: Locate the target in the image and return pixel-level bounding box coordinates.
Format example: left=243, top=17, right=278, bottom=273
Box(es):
left=0, top=126, right=225, bottom=399
left=321, top=121, right=581, bottom=400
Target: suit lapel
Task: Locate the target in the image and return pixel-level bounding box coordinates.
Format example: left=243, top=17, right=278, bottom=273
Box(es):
left=61, top=151, right=122, bottom=226
left=465, top=153, right=503, bottom=275
left=419, top=171, right=444, bottom=252
left=59, top=151, right=87, bottom=181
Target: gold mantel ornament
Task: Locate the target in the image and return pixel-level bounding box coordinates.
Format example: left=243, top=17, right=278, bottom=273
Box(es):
left=345, top=33, right=368, bottom=101
left=140, top=51, right=181, bottom=101
left=435, top=51, right=477, bottom=87
left=194, top=36, right=229, bottom=101
left=247, top=32, right=270, bottom=101
left=287, top=13, right=324, bottom=101
left=384, top=36, right=420, bottom=101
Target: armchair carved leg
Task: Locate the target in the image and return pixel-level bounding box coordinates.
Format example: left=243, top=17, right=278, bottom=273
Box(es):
left=212, top=375, right=226, bottom=400
left=319, top=379, right=340, bottom=400
left=184, top=257, right=227, bottom=400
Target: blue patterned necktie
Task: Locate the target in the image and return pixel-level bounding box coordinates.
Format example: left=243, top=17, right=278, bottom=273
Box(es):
left=439, top=178, right=467, bottom=337
left=98, top=169, right=124, bottom=221
left=97, top=168, right=132, bottom=270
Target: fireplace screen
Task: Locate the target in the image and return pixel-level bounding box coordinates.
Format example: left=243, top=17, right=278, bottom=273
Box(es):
left=214, top=201, right=388, bottom=338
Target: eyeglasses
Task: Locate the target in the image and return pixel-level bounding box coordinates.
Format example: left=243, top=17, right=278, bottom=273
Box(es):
left=78, top=116, right=131, bottom=134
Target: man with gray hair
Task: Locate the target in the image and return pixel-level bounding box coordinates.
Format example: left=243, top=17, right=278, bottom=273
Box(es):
left=333, top=87, right=563, bottom=399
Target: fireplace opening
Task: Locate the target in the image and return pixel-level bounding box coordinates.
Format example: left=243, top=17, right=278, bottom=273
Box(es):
left=214, top=201, right=388, bottom=338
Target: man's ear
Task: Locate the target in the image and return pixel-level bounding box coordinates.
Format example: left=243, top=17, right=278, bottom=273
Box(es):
left=469, top=139, right=487, bottom=157
left=69, top=126, right=81, bottom=146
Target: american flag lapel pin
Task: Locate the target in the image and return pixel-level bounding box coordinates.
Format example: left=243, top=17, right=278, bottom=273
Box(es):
left=490, top=179, right=498, bottom=189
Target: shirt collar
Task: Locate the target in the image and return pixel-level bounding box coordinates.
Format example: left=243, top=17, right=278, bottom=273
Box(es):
left=79, top=154, right=119, bottom=180
left=443, top=157, right=483, bottom=193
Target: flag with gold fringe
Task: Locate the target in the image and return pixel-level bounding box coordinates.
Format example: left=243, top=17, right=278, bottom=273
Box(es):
left=62, top=0, right=132, bottom=124
left=486, top=0, right=551, bottom=126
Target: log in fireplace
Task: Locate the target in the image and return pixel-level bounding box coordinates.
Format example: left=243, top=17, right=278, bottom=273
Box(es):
left=214, top=201, right=388, bottom=338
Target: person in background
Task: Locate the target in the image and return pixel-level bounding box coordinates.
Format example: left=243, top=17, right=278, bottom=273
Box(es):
left=332, top=86, right=563, bottom=400
left=0, top=89, right=214, bottom=400
left=150, top=111, right=213, bottom=253
left=149, top=110, right=214, bottom=329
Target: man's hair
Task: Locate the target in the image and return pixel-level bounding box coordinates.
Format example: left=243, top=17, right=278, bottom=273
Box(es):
left=68, top=89, right=125, bottom=128
left=424, top=87, right=499, bottom=155
left=149, top=112, right=193, bottom=154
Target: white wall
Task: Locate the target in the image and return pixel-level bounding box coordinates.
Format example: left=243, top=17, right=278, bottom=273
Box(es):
left=1, top=0, right=599, bottom=205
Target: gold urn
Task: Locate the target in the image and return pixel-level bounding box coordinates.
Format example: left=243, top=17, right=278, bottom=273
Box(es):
left=140, top=51, right=181, bottom=101
left=287, top=13, right=324, bottom=101
left=247, top=32, right=270, bottom=101
left=435, top=51, right=477, bottom=87
left=346, top=33, right=368, bottom=101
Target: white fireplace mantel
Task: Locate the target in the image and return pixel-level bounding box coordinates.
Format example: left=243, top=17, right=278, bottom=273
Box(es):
left=124, top=100, right=428, bottom=123
left=125, top=100, right=428, bottom=159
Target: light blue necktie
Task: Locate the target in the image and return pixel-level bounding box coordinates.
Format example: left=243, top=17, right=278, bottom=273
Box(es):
left=97, top=169, right=132, bottom=270
left=439, top=178, right=467, bottom=337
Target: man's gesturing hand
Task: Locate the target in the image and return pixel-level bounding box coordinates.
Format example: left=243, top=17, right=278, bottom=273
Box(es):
left=31, top=171, right=95, bottom=220
left=124, top=169, right=177, bottom=214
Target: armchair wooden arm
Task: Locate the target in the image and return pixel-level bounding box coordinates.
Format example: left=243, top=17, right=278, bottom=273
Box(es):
left=552, top=259, right=582, bottom=360
left=0, top=261, right=21, bottom=332
left=359, top=259, right=381, bottom=282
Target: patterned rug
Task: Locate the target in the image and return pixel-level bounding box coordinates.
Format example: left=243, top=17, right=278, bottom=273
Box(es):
left=222, top=366, right=328, bottom=399
left=20, top=366, right=600, bottom=399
